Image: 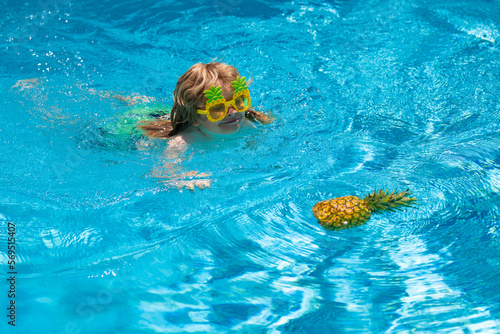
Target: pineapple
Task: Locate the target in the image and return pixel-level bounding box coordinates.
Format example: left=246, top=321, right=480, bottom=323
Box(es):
left=231, top=76, right=249, bottom=94
left=204, top=86, right=224, bottom=110
left=231, top=76, right=251, bottom=109
left=312, top=189, right=418, bottom=230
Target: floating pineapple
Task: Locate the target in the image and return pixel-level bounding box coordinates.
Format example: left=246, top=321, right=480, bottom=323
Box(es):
left=312, top=189, right=418, bottom=230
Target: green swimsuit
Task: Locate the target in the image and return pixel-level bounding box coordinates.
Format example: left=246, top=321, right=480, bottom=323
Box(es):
left=104, top=102, right=171, bottom=138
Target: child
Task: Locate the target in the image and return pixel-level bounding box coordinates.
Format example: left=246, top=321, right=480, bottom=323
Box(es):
left=137, top=62, right=273, bottom=190
left=137, top=62, right=272, bottom=145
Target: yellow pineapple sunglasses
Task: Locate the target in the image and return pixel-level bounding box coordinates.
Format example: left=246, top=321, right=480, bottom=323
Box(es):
left=196, top=76, right=251, bottom=122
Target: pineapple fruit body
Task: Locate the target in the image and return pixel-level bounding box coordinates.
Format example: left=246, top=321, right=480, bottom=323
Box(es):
left=312, top=195, right=371, bottom=230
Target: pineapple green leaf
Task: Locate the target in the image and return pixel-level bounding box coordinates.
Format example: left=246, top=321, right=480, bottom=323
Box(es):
left=231, top=76, right=248, bottom=93
left=204, top=86, right=223, bottom=103
left=364, top=189, right=418, bottom=213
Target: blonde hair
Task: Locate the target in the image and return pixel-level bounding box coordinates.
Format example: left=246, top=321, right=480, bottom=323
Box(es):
left=137, top=62, right=272, bottom=138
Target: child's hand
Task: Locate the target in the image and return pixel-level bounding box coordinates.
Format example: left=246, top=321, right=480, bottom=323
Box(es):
left=159, top=171, right=211, bottom=192
left=12, top=78, right=40, bottom=90
left=175, top=178, right=211, bottom=192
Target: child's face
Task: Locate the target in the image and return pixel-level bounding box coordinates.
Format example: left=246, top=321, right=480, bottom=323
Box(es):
left=195, top=86, right=244, bottom=135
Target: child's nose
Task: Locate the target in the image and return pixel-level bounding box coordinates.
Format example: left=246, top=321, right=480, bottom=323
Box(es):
left=227, top=105, right=237, bottom=114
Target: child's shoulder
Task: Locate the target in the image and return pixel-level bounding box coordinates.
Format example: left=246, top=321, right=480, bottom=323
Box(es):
left=168, top=126, right=200, bottom=148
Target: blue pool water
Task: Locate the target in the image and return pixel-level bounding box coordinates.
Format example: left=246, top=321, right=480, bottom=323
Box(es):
left=1, top=0, right=500, bottom=333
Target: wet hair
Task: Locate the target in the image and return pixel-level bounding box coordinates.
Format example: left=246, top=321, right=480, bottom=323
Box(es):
left=137, top=62, right=272, bottom=138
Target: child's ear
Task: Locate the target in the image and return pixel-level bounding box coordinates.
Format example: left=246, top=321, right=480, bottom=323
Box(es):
left=192, top=119, right=200, bottom=126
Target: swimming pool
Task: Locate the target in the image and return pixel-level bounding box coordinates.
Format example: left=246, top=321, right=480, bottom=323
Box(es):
left=1, top=0, right=500, bottom=332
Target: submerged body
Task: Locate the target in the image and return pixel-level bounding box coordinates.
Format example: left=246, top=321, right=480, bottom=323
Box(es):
left=134, top=62, right=273, bottom=191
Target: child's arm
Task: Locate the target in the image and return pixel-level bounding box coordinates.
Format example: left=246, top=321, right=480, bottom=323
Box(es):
left=111, top=93, right=155, bottom=106
left=151, top=136, right=211, bottom=192
left=87, top=88, right=156, bottom=106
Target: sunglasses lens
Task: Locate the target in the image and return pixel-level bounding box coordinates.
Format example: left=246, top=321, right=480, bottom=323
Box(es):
left=208, top=104, right=226, bottom=120
left=234, top=96, right=250, bottom=110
